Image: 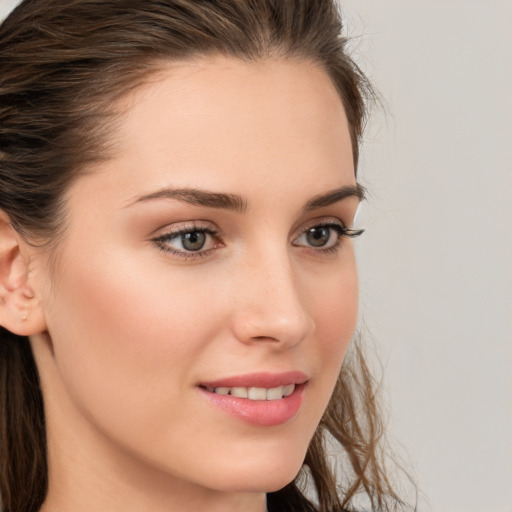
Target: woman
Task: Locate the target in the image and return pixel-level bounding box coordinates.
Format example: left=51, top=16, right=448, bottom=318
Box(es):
left=0, top=1, right=407, bottom=511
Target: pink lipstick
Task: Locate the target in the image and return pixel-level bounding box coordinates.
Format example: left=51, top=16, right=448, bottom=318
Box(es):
left=198, top=371, right=307, bottom=427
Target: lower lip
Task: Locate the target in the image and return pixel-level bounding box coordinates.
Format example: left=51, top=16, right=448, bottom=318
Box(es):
left=199, top=384, right=306, bottom=427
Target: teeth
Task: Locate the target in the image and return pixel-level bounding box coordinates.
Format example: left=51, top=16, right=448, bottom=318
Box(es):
left=211, top=384, right=296, bottom=400
left=266, top=386, right=284, bottom=400
left=282, top=384, right=295, bottom=397
left=230, top=387, right=248, bottom=398
left=248, top=387, right=267, bottom=400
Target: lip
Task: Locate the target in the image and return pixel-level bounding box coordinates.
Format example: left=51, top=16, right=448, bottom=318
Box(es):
left=199, top=371, right=308, bottom=389
left=198, top=371, right=308, bottom=427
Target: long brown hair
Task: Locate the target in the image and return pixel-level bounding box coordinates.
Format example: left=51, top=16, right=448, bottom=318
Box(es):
left=0, top=1, right=411, bottom=510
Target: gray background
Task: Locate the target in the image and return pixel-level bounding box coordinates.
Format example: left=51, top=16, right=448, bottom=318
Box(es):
left=1, top=0, right=511, bottom=511
left=342, top=1, right=512, bottom=511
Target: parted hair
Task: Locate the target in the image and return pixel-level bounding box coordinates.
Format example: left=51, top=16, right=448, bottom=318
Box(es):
left=0, top=1, right=409, bottom=511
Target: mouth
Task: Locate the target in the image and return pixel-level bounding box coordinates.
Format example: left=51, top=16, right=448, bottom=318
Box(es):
left=197, top=371, right=308, bottom=427
left=201, top=383, right=296, bottom=401
left=199, top=370, right=308, bottom=389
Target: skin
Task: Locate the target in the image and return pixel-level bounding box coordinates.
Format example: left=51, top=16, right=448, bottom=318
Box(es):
left=2, top=57, right=362, bottom=511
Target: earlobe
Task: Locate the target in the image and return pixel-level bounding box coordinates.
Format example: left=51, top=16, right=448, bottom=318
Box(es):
left=0, top=211, right=47, bottom=336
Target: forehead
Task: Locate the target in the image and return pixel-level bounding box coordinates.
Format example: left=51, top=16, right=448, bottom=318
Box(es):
left=78, top=56, right=355, bottom=206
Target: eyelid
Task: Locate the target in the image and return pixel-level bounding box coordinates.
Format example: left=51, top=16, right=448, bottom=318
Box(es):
left=150, top=220, right=218, bottom=238
left=151, top=221, right=222, bottom=259
left=292, top=217, right=364, bottom=250
left=293, top=216, right=356, bottom=239
left=298, top=216, right=343, bottom=229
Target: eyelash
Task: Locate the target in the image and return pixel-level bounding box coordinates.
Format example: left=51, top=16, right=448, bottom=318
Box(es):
left=152, top=222, right=220, bottom=260
left=294, top=222, right=364, bottom=256
left=151, top=221, right=364, bottom=260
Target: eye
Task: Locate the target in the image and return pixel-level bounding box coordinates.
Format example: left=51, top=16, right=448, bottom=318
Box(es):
left=294, top=224, right=340, bottom=249
left=179, top=231, right=208, bottom=251
left=293, top=221, right=364, bottom=251
left=303, top=225, right=337, bottom=248
left=152, top=223, right=220, bottom=257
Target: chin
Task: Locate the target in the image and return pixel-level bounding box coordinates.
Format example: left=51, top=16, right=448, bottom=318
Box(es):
left=215, top=471, right=301, bottom=495
left=201, top=451, right=306, bottom=494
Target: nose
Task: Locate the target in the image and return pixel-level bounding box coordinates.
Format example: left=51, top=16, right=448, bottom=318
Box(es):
left=230, top=251, right=315, bottom=349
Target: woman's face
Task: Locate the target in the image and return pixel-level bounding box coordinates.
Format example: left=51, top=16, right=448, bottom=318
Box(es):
left=30, top=56, right=361, bottom=503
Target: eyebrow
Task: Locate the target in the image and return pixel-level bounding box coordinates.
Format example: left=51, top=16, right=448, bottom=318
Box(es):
left=129, top=187, right=248, bottom=213
left=129, top=183, right=364, bottom=212
left=303, top=183, right=365, bottom=211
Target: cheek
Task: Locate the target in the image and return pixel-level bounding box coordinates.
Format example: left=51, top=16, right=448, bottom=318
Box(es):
left=43, top=246, right=226, bottom=428
left=310, top=256, right=359, bottom=362
left=297, top=252, right=359, bottom=429
left=42, top=249, right=245, bottom=485
left=288, top=251, right=358, bottom=435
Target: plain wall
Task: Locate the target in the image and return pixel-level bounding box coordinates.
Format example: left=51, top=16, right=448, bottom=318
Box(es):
left=0, top=0, right=17, bottom=23
left=342, top=1, right=512, bottom=511
left=1, top=0, right=511, bottom=511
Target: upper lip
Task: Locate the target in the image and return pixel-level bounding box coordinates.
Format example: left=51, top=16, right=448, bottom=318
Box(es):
left=199, top=371, right=308, bottom=389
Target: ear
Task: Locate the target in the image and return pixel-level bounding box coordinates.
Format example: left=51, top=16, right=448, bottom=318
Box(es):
left=0, top=210, right=47, bottom=336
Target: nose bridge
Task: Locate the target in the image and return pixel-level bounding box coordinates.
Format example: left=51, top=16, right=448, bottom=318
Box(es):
left=231, top=245, right=314, bottom=347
